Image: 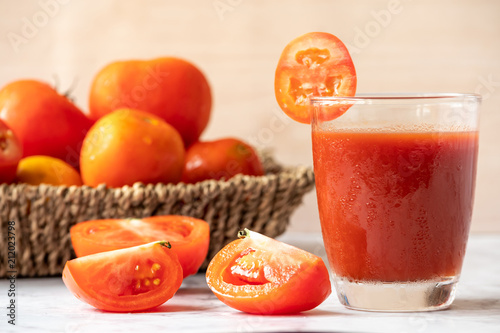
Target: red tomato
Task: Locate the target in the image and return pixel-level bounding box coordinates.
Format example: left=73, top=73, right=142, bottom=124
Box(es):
left=275, top=32, right=357, bottom=123
left=80, top=108, right=185, bottom=187
left=206, top=229, right=331, bottom=314
left=0, top=119, right=22, bottom=184
left=181, top=138, right=264, bottom=183
left=70, top=215, right=210, bottom=277
left=62, top=241, right=183, bottom=312
left=89, top=57, right=212, bottom=147
left=0, top=80, right=93, bottom=168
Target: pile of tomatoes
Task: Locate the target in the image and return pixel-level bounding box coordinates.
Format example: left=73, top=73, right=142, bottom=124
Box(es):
left=0, top=57, right=263, bottom=187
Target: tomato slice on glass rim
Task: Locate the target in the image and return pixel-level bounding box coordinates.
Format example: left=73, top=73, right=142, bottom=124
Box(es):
left=275, top=32, right=357, bottom=123
left=70, top=215, right=210, bottom=277
left=206, top=229, right=331, bottom=315
left=62, top=241, right=183, bottom=312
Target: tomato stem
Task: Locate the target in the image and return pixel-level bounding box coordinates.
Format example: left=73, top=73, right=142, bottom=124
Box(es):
left=238, top=229, right=251, bottom=239
left=158, top=241, right=172, bottom=249
left=52, top=74, right=78, bottom=102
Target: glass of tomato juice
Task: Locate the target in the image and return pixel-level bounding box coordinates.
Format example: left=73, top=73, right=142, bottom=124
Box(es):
left=310, top=94, right=481, bottom=311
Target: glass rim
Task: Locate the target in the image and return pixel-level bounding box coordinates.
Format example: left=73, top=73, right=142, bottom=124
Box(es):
left=310, top=93, right=482, bottom=104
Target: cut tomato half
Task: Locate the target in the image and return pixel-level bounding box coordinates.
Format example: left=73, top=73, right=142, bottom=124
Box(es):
left=275, top=32, right=357, bottom=123
left=62, top=241, right=183, bottom=312
left=206, top=229, right=331, bottom=315
left=70, top=215, right=210, bottom=277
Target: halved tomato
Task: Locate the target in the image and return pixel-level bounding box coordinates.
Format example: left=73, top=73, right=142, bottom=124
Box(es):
left=62, top=241, right=183, bottom=312
left=70, top=215, right=209, bottom=277
left=206, top=229, right=331, bottom=315
left=275, top=32, right=357, bottom=123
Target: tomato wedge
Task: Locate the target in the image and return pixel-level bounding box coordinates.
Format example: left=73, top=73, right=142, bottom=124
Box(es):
left=274, top=32, right=357, bottom=124
left=70, top=215, right=209, bottom=277
left=206, top=229, right=331, bottom=315
left=62, top=241, right=183, bottom=312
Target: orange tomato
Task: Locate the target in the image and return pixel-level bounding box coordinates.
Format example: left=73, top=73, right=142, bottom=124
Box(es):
left=0, top=80, right=93, bottom=168
left=70, top=215, right=210, bottom=278
left=62, top=241, right=183, bottom=312
left=16, top=155, right=82, bottom=186
left=80, top=108, right=185, bottom=187
left=89, top=57, right=212, bottom=147
left=181, top=138, right=264, bottom=183
left=275, top=32, right=357, bottom=123
left=0, top=119, right=22, bottom=184
left=206, top=229, right=331, bottom=314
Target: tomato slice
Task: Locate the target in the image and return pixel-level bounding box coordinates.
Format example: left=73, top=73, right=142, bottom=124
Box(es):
left=62, top=241, right=183, bottom=312
left=206, top=229, right=331, bottom=314
left=274, top=32, right=357, bottom=124
left=70, top=215, right=210, bottom=277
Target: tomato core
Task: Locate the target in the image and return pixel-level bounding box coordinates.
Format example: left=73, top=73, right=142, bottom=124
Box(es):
left=288, top=48, right=344, bottom=106
left=129, top=259, right=165, bottom=295
left=224, top=248, right=270, bottom=286
left=295, top=47, right=330, bottom=68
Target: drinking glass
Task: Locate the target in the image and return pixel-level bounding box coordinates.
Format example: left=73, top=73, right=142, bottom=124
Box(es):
left=310, top=93, right=481, bottom=311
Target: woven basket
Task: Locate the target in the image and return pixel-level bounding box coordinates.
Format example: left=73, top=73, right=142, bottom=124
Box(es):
left=0, top=152, right=314, bottom=278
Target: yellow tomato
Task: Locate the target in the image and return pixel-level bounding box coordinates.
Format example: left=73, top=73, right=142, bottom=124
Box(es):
left=16, top=155, right=83, bottom=186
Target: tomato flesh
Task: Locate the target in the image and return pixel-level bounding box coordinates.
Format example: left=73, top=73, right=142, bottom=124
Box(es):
left=62, top=242, right=183, bottom=312
left=224, top=248, right=270, bottom=286
left=206, top=230, right=331, bottom=315
left=275, top=32, right=357, bottom=124
left=70, top=215, right=210, bottom=277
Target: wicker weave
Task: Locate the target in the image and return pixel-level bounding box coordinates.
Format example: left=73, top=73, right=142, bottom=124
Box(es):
left=0, top=152, right=314, bottom=278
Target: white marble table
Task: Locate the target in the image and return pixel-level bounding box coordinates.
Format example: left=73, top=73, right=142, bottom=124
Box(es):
left=1, top=233, right=499, bottom=333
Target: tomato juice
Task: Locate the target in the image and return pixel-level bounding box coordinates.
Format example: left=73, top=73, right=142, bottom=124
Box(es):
left=312, top=129, right=478, bottom=282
